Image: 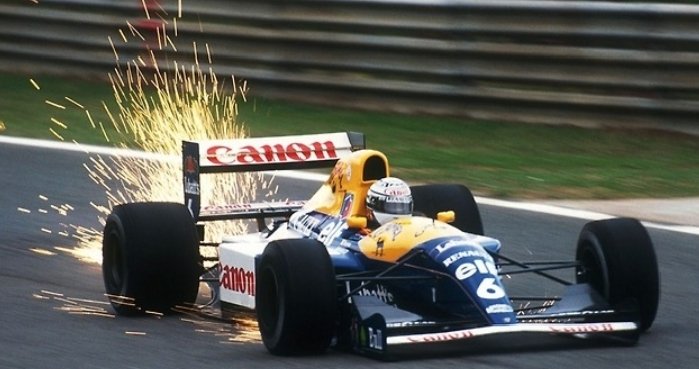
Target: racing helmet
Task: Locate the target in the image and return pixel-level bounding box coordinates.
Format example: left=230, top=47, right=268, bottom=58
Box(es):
left=366, top=177, right=413, bottom=225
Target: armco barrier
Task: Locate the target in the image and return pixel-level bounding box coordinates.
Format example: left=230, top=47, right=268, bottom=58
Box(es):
left=1, top=0, right=699, bottom=134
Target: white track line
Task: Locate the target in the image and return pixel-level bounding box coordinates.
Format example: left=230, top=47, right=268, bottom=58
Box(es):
left=2, top=135, right=698, bottom=235
left=475, top=197, right=699, bottom=236
left=0, top=135, right=174, bottom=161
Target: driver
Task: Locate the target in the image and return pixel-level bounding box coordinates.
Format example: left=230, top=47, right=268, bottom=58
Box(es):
left=365, top=177, right=413, bottom=228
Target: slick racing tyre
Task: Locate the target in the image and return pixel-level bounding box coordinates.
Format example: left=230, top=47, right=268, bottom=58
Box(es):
left=411, top=184, right=484, bottom=235
left=102, top=202, right=202, bottom=315
left=256, top=239, right=336, bottom=355
left=576, top=218, right=659, bottom=332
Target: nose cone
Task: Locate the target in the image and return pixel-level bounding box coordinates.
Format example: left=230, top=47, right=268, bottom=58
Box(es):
left=429, top=238, right=516, bottom=324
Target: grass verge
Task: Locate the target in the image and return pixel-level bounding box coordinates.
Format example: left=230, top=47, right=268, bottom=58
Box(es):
left=1, top=72, right=698, bottom=199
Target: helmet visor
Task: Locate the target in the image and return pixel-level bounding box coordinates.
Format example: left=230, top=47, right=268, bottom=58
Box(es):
left=373, top=196, right=413, bottom=215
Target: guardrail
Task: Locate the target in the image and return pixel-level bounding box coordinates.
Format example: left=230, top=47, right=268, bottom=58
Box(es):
left=2, top=0, right=699, bottom=134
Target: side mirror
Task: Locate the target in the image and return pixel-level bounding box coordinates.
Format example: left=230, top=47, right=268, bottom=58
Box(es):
left=347, top=215, right=368, bottom=229
left=437, top=211, right=455, bottom=223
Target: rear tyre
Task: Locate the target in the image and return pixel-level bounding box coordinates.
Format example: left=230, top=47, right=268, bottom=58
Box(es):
left=256, top=239, right=336, bottom=355
left=576, top=218, right=659, bottom=332
left=102, top=202, right=201, bottom=315
left=411, top=184, right=484, bottom=235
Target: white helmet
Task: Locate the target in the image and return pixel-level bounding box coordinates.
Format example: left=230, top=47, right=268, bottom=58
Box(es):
left=366, top=177, right=413, bottom=225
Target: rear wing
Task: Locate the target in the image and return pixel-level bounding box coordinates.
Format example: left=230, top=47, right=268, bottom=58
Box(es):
left=182, top=132, right=365, bottom=222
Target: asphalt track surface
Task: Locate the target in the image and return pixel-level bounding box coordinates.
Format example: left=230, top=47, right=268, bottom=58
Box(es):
left=1, top=143, right=698, bottom=369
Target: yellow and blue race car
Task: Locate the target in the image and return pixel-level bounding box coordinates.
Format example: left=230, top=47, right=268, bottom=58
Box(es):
left=102, top=132, right=659, bottom=358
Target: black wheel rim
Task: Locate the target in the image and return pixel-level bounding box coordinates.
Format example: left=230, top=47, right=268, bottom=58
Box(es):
left=258, top=266, right=281, bottom=336
left=104, top=230, right=125, bottom=294
left=577, top=241, right=609, bottom=298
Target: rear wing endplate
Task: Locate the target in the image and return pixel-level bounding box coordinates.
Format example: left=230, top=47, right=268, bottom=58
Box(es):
left=183, top=132, right=365, bottom=221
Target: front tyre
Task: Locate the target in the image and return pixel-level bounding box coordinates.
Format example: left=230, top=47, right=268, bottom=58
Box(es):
left=256, top=239, right=336, bottom=355
left=576, top=218, right=659, bottom=332
left=102, top=202, right=202, bottom=315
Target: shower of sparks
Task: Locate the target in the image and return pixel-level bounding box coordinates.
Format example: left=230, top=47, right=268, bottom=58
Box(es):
left=41, top=290, right=64, bottom=297
left=35, top=291, right=119, bottom=319
left=21, top=3, right=271, bottom=265
left=140, top=0, right=150, bottom=20
left=34, top=286, right=259, bottom=343
left=50, top=117, right=67, bottom=129
left=29, top=78, right=41, bottom=90
left=179, top=311, right=261, bottom=343
left=118, top=29, right=128, bottom=43
left=30, top=248, right=57, bottom=256
left=45, top=100, right=66, bottom=109
left=55, top=245, right=103, bottom=264
left=64, top=96, right=84, bottom=109
left=49, top=127, right=64, bottom=141
left=108, top=36, right=118, bottom=61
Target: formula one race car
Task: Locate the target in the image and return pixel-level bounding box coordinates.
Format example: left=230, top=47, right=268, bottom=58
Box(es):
left=102, top=132, right=659, bottom=358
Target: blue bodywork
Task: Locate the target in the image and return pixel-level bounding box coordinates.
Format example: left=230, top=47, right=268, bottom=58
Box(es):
left=287, top=210, right=517, bottom=328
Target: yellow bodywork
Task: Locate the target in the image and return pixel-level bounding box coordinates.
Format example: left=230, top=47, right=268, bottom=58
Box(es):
left=358, top=217, right=463, bottom=262
left=304, top=149, right=389, bottom=217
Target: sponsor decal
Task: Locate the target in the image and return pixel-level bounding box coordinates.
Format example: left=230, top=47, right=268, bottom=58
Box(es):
left=367, top=327, right=384, bottom=350
left=369, top=223, right=403, bottom=257
left=356, top=284, right=395, bottom=304
left=519, top=309, right=616, bottom=319
left=317, top=220, right=348, bottom=245
left=184, top=155, right=198, bottom=174
left=372, top=177, right=410, bottom=196
left=206, top=140, right=338, bottom=165
left=184, top=177, right=200, bottom=195
left=442, top=248, right=490, bottom=267
left=372, top=222, right=403, bottom=242
left=385, top=197, right=411, bottom=206
left=548, top=309, right=615, bottom=317
left=454, top=259, right=498, bottom=281
left=375, top=239, right=384, bottom=257
left=435, top=242, right=507, bottom=302
left=328, top=160, right=351, bottom=191
left=407, top=331, right=474, bottom=343
left=413, top=221, right=450, bottom=237
left=289, top=211, right=323, bottom=236
left=549, top=323, right=615, bottom=334
left=385, top=187, right=410, bottom=197
left=202, top=201, right=305, bottom=216
left=386, top=320, right=437, bottom=328
left=220, top=264, right=255, bottom=296
left=340, top=193, right=354, bottom=217
left=203, top=203, right=254, bottom=216
left=435, top=239, right=485, bottom=256
left=485, top=303, right=514, bottom=314
left=390, top=322, right=636, bottom=345
left=450, top=258, right=505, bottom=301
left=520, top=318, right=574, bottom=323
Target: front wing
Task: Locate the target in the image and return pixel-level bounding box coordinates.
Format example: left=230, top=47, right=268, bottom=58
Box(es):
left=350, top=292, right=641, bottom=357
left=386, top=321, right=638, bottom=345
